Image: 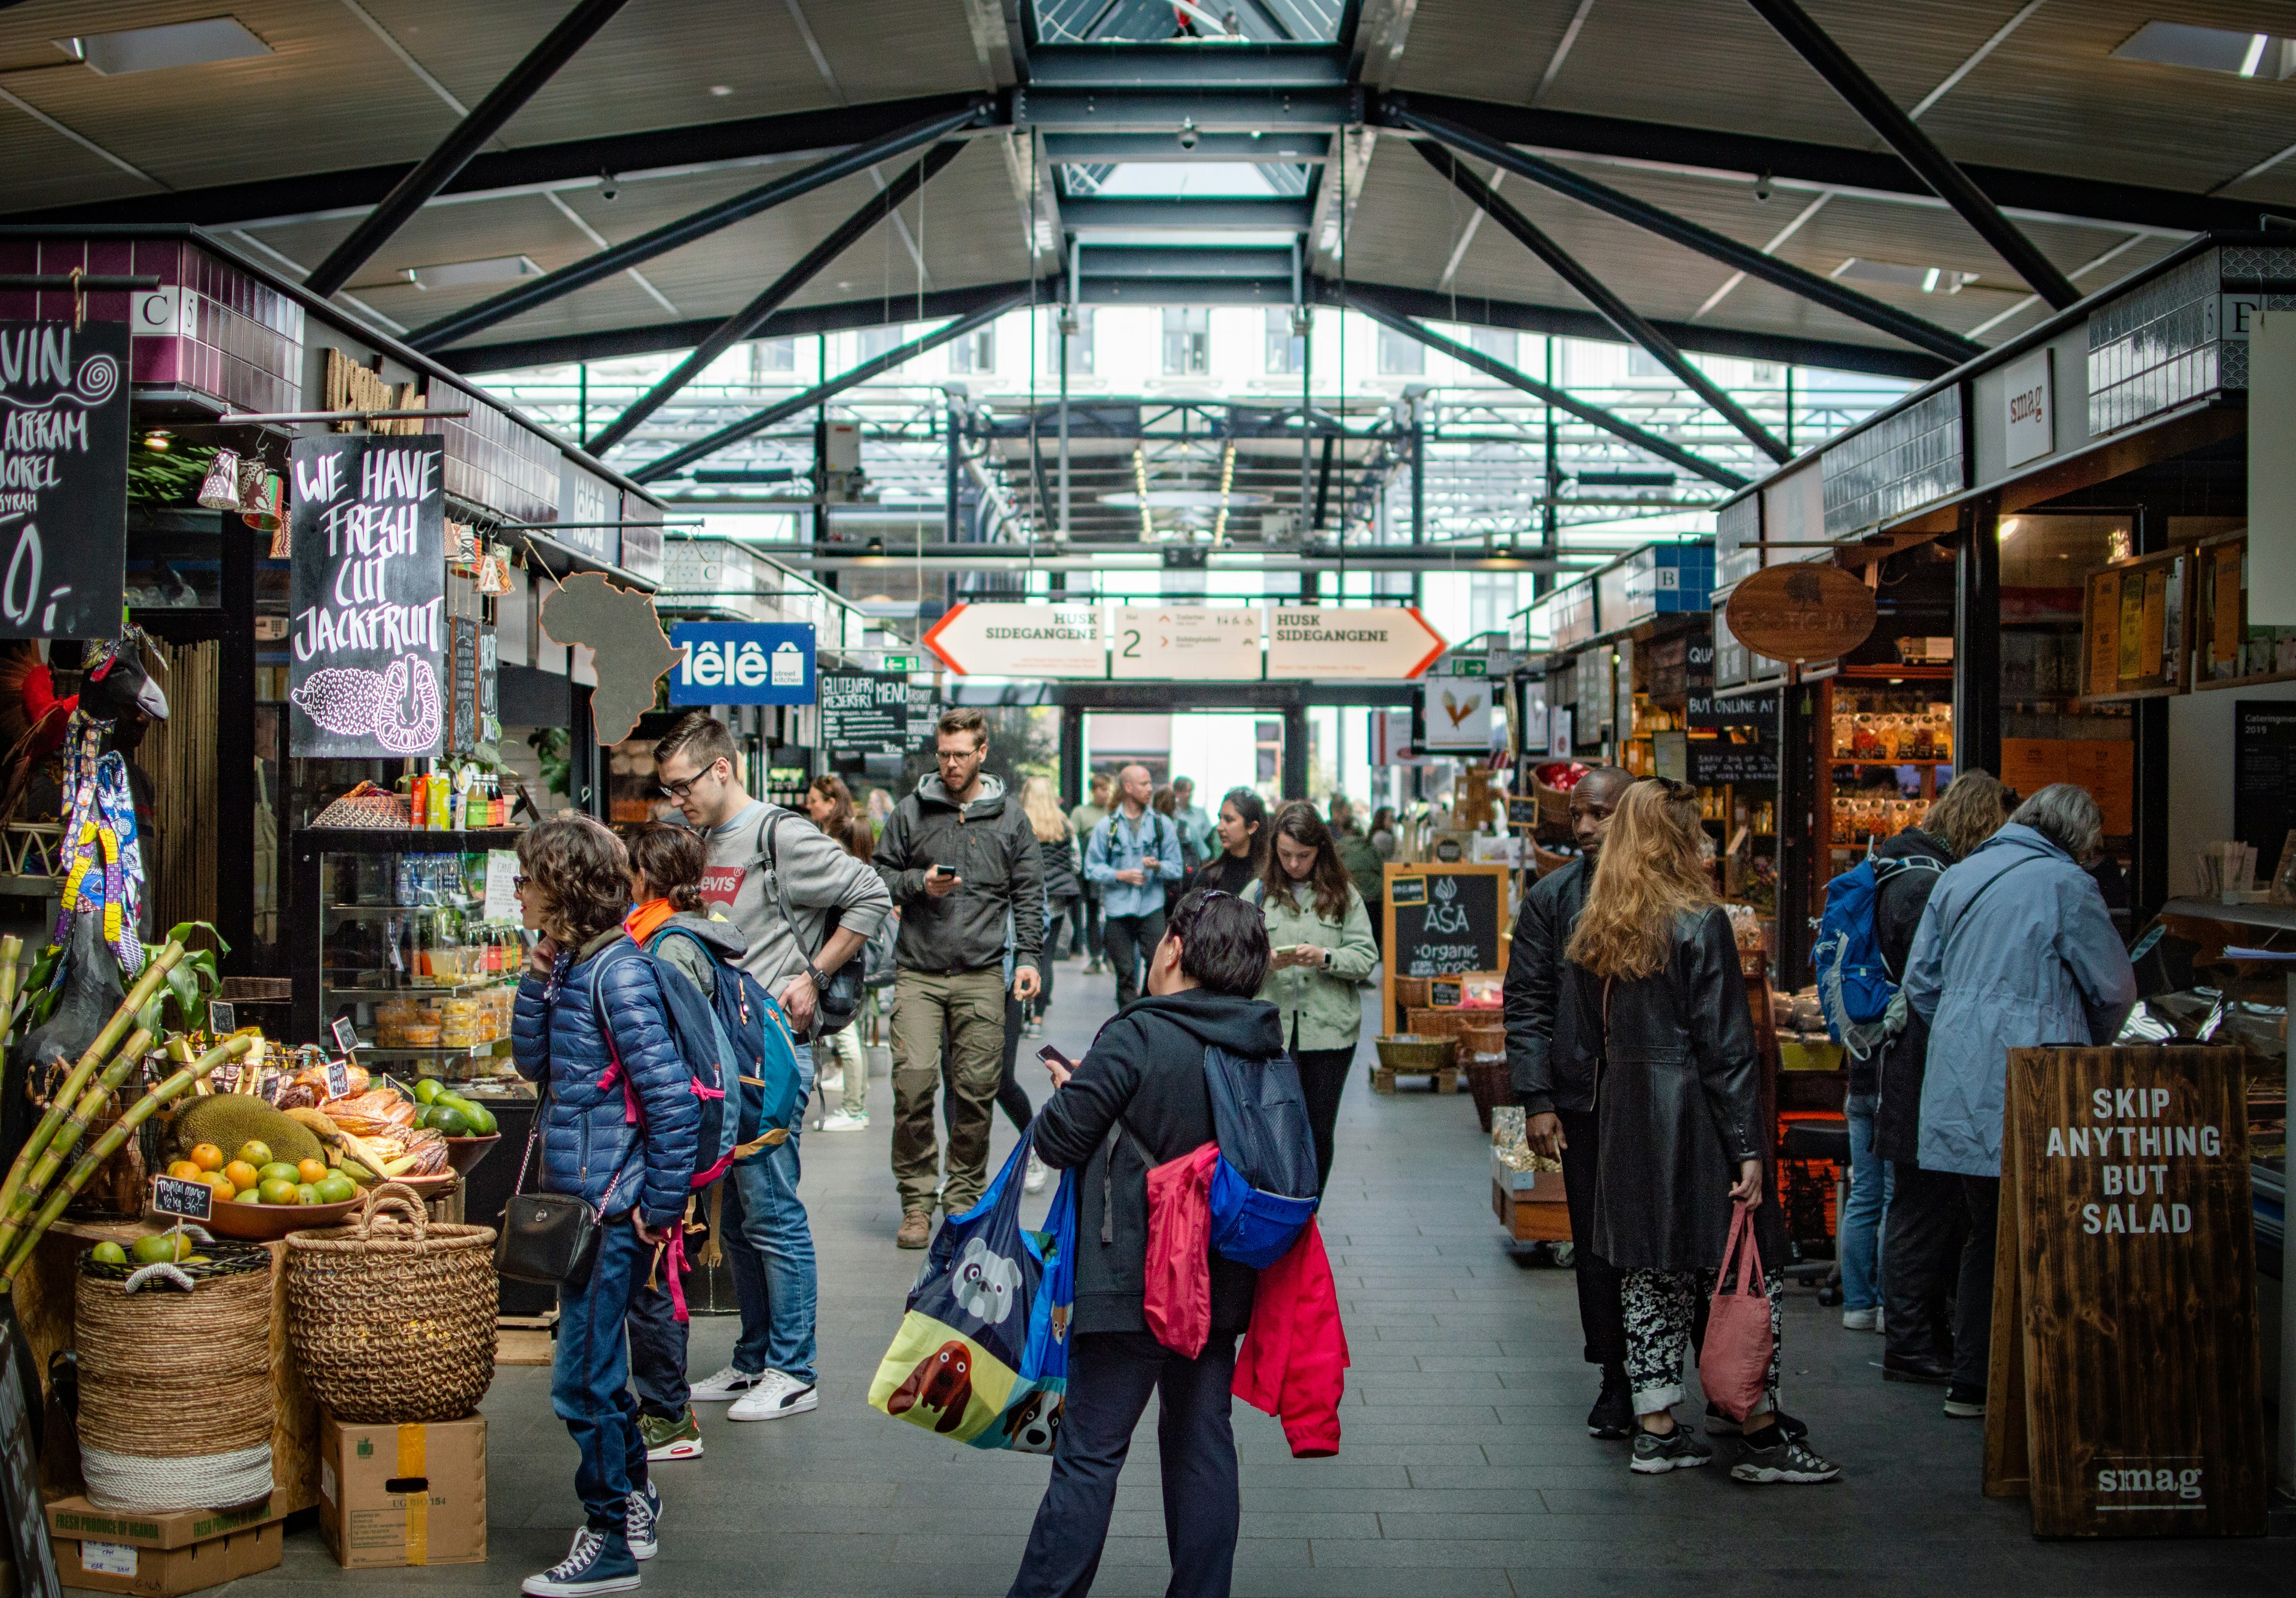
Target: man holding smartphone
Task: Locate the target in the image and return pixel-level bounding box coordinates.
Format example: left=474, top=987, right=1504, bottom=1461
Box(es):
left=1082, top=763, right=1184, bottom=1009
left=873, top=709, right=1044, bottom=1249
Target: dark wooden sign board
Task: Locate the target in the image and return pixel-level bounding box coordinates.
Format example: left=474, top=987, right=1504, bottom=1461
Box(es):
left=0, top=1309, right=59, bottom=1598
left=1983, top=1045, right=2265, bottom=1537
left=1722, top=563, right=1877, bottom=664
left=0, top=319, right=129, bottom=641
left=2232, top=700, right=2296, bottom=860
left=1381, top=863, right=1507, bottom=1035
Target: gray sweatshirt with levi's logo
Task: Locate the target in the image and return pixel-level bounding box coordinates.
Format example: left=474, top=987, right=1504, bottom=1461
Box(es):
left=699, top=800, right=891, bottom=995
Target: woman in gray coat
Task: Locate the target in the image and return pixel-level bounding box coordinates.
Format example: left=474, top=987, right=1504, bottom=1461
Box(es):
left=1901, top=782, right=2136, bottom=1419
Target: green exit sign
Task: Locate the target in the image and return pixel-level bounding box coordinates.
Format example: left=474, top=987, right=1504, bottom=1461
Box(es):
left=883, top=653, right=918, bottom=673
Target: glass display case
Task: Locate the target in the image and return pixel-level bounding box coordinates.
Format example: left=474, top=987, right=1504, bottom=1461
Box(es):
left=289, top=827, right=534, bottom=1103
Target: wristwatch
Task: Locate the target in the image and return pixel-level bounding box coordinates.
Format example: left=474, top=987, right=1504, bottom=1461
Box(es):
left=805, top=962, right=831, bottom=993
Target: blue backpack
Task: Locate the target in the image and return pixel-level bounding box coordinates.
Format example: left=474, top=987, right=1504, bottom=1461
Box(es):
left=646, top=926, right=807, bottom=1164
left=588, top=941, right=740, bottom=1188
left=1811, top=853, right=1940, bottom=1060
left=1202, top=1044, right=1320, bottom=1268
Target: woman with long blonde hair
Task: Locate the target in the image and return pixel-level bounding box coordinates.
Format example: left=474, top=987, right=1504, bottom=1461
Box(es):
left=1564, top=779, right=1839, bottom=1485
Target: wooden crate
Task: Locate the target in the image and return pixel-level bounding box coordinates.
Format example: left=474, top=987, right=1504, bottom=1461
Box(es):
left=1405, top=1007, right=1470, bottom=1038
left=1492, top=1181, right=1571, bottom=1242
left=1371, top=1062, right=1461, bottom=1095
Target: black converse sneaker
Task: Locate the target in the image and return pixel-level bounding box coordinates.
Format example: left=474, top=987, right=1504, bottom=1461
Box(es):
left=521, top=1527, right=640, bottom=1596
left=1629, top=1426, right=1714, bottom=1474
left=1586, top=1366, right=1632, bottom=1440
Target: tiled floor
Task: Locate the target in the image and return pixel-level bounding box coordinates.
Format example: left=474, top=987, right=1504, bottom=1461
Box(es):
left=240, top=961, right=2287, bottom=1596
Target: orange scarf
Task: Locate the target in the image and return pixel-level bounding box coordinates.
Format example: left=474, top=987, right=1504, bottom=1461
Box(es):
left=624, top=897, right=676, bottom=949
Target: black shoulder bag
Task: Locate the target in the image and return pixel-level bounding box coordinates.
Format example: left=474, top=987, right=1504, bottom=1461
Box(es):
left=761, top=811, right=863, bottom=1040
left=496, top=954, right=642, bottom=1286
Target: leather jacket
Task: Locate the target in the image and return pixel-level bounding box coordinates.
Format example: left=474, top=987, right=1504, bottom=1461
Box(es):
left=1503, top=856, right=1590, bottom=1114
left=1563, top=905, right=1784, bottom=1272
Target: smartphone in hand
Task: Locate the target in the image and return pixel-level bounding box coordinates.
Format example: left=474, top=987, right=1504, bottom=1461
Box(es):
left=1037, top=1044, right=1076, bottom=1087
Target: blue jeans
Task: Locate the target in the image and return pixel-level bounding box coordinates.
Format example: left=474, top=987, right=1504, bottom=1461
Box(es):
left=721, top=1130, right=818, bottom=1386
left=1841, top=1092, right=1894, bottom=1312
left=554, top=1215, right=651, bottom=1530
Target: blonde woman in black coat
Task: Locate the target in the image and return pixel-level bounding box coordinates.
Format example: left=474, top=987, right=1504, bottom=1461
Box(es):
left=1562, top=779, right=1839, bottom=1485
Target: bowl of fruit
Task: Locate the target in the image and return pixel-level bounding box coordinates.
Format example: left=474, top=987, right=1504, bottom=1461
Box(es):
left=413, top=1079, right=502, bottom=1175
left=163, top=1140, right=365, bottom=1240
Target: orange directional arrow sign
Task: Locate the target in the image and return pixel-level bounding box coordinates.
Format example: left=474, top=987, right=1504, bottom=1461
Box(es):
left=1266, top=605, right=1447, bottom=679
left=921, top=602, right=1104, bottom=676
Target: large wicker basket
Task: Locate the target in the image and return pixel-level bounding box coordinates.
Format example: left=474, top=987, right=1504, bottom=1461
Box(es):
left=1375, top=1034, right=1459, bottom=1073
left=284, top=1183, right=497, bottom=1423
left=76, top=1241, right=274, bottom=1511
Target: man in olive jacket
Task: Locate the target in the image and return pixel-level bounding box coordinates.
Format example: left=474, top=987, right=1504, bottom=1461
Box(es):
left=1504, top=767, right=1633, bottom=1435
left=873, top=708, right=1044, bottom=1247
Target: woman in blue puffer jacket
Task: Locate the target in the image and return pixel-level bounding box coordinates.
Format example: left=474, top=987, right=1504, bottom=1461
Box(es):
left=511, top=815, right=700, bottom=1598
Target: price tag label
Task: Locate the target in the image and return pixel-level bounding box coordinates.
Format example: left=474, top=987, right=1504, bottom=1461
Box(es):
left=325, top=1059, right=350, bottom=1100
left=209, top=1000, right=236, bottom=1035
left=331, top=1017, right=360, bottom=1056
left=151, top=1175, right=213, bottom=1222
left=378, top=1074, right=412, bottom=1103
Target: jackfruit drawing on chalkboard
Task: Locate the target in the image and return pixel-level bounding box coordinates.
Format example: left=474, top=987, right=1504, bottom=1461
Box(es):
left=539, top=572, right=685, bottom=744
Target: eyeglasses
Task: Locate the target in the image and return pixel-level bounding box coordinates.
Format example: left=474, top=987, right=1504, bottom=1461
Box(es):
left=936, top=747, right=982, bottom=764
left=658, top=758, right=725, bottom=800
left=512, top=874, right=532, bottom=892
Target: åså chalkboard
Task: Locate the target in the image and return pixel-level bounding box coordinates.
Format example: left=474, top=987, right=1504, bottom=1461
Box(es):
left=1390, top=869, right=1500, bottom=980
left=0, top=320, right=129, bottom=640
left=286, top=435, right=445, bottom=758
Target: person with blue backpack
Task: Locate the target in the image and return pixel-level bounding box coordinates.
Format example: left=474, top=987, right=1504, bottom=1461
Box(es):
left=1009, top=888, right=1299, bottom=1598
left=511, top=815, right=701, bottom=1597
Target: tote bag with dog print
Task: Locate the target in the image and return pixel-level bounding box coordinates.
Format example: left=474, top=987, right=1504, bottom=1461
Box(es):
left=869, top=1123, right=1077, bottom=1453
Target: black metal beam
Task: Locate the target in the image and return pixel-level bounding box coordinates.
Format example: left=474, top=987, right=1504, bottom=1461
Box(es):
left=1371, top=93, right=2263, bottom=238
left=306, top=0, right=634, bottom=298
left=1046, top=132, right=1328, bottom=162
left=1082, top=275, right=1295, bottom=304
left=4, top=93, right=992, bottom=229
left=1027, top=42, right=1347, bottom=85
left=1014, top=85, right=1359, bottom=132
left=407, top=103, right=988, bottom=351
left=1345, top=289, right=1747, bottom=489
left=632, top=290, right=1028, bottom=482
left=586, top=143, right=965, bottom=455
left=1062, top=197, right=1312, bottom=230
left=1388, top=99, right=1983, bottom=365
left=1414, top=141, right=1788, bottom=462
left=1311, top=431, right=1336, bottom=530
left=1741, top=0, right=2079, bottom=308
left=1084, top=245, right=1296, bottom=278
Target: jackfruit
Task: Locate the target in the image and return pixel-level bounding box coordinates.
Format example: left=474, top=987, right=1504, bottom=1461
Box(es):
left=171, top=1095, right=324, bottom=1167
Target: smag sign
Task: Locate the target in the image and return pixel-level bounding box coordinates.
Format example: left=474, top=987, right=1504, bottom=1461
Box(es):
left=1721, top=563, right=1875, bottom=665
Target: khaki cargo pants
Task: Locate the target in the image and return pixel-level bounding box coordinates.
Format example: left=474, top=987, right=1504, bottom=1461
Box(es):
left=889, top=966, right=1009, bottom=1216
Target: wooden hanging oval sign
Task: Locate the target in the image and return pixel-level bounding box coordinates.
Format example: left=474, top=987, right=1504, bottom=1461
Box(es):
left=1723, top=562, right=1877, bottom=664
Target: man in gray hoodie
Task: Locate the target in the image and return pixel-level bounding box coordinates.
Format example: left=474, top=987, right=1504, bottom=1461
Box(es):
left=653, top=711, right=891, bottom=1421
left=873, top=707, right=1045, bottom=1247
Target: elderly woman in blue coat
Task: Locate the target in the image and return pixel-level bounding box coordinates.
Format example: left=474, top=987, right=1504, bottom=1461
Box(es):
left=1900, top=782, right=2135, bottom=1422
left=512, top=815, right=701, bottom=1598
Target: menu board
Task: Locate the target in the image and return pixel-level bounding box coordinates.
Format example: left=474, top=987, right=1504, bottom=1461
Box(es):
left=2082, top=554, right=2185, bottom=698
left=1689, top=735, right=1779, bottom=785
left=2233, top=700, right=2296, bottom=857
left=1387, top=866, right=1501, bottom=980
left=819, top=670, right=909, bottom=760
left=286, top=435, right=446, bottom=758
left=0, top=319, right=129, bottom=639
left=447, top=615, right=480, bottom=755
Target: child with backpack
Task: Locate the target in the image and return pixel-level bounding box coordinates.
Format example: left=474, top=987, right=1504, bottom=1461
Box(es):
left=510, top=816, right=702, bottom=1597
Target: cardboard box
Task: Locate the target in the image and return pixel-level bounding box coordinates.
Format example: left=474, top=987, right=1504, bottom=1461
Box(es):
left=44, top=1496, right=284, bottom=1597
left=317, top=1413, right=487, bottom=1569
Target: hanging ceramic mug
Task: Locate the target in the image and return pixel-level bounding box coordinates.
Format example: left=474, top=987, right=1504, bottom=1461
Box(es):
left=196, top=448, right=242, bottom=511
left=242, top=470, right=285, bottom=536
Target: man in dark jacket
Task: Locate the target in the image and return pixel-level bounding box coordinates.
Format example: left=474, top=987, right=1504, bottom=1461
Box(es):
left=874, top=707, right=1045, bottom=1248
left=1504, top=766, right=1632, bottom=1435
left=1009, top=888, right=1278, bottom=1598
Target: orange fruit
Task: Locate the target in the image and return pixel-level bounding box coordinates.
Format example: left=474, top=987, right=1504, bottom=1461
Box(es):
left=296, top=1158, right=328, bottom=1185
left=166, top=1160, right=200, bottom=1181
left=208, top=1173, right=237, bottom=1200
left=223, top=1160, right=259, bottom=1191
left=188, top=1143, right=224, bottom=1173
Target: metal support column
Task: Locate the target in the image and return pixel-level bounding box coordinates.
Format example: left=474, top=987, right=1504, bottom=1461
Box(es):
left=217, top=513, right=257, bottom=973
left=1060, top=705, right=1085, bottom=809
left=1410, top=405, right=1424, bottom=545
left=1775, top=675, right=1814, bottom=981
left=1281, top=702, right=1309, bottom=801
left=946, top=393, right=961, bottom=543
left=1953, top=493, right=2003, bottom=780
left=570, top=684, right=604, bottom=818
left=2130, top=502, right=2170, bottom=924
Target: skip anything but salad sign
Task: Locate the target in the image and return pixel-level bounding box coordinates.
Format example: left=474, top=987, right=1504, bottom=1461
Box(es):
left=287, top=434, right=446, bottom=758
left=0, top=320, right=130, bottom=639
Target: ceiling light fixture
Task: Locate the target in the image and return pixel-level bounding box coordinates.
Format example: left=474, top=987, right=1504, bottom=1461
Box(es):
left=383, top=254, right=542, bottom=292
left=1132, top=446, right=1155, bottom=541
left=55, top=17, right=271, bottom=75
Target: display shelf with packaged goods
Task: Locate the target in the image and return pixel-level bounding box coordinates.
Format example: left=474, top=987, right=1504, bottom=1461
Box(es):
left=2192, top=530, right=2296, bottom=692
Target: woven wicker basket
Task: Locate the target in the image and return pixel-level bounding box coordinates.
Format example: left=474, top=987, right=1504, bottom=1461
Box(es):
left=1466, top=1057, right=1512, bottom=1133
left=1393, top=977, right=1431, bottom=1011
left=1375, top=1034, right=1459, bottom=1072
left=1458, top=1021, right=1507, bottom=1057
left=76, top=1241, right=274, bottom=1511
left=284, top=1183, right=497, bottom=1424
left=1406, top=1007, right=1470, bottom=1039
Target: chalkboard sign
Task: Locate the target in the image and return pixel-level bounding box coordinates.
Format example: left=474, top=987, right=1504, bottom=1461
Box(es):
left=151, top=1174, right=213, bottom=1222
left=286, top=435, right=446, bottom=758
left=819, top=671, right=909, bottom=760
left=448, top=615, right=480, bottom=755
left=1689, top=690, right=1776, bottom=729
left=0, top=1312, right=59, bottom=1598
left=0, top=319, right=129, bottom=639
left=209, top=1000, right=236, bottom=1035
left=331, top=1016, right=360, bottom=1058
left=1689, top=735, right=1778, bottom=785
left=2232, top=700, right=2296, bottom=856
left=1389, top=868, right=1501, bottom=980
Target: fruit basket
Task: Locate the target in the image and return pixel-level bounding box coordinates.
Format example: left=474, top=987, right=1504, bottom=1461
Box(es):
left=196, top=1192, right=364, bottom=1240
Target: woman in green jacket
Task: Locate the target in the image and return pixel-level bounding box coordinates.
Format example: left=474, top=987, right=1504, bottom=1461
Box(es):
left=1249, top=801, right=1379, bottom=1190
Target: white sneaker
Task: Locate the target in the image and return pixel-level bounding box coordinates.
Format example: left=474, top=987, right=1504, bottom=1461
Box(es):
left=727, top=1370, right=818, bottom=1422
left=819, top=1112, right=870, bottom=1132
left=687, top=1364, right=762, bottom=1402
left=1024, top=1151, right=1050, bottom=1195
left=1841, top=1308, right=1877, bottom=1331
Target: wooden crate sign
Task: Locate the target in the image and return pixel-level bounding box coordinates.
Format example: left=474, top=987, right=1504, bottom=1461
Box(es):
left=1984, top=1045, right=2265, bottom=1537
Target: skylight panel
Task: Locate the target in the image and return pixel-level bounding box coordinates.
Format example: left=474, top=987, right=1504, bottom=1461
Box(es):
left=54, top=17, right=271, bottom=75
left=2112, top=20, right=2292, bottom=79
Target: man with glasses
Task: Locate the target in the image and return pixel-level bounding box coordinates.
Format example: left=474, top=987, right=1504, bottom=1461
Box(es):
left=651, top=711, right=891, bottom=1423
left=872, top=707, right=1045, bottom=1249
left=1083, top=763, right=1184, bottom=1010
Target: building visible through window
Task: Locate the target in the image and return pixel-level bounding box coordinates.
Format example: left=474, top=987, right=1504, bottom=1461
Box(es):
left=1164, top=308, right=1211, bottom=375
left=1377, top=327, right=1424, bottom=376
left=858, top=325, right=907, bottom=368
left=1468, top=327, right=1517, bottom=367
left=950, top=327, right=996, bottom=374
left=1265, top=307, right=1304, bottom=374
left=750, top=337, right=795, bottom=377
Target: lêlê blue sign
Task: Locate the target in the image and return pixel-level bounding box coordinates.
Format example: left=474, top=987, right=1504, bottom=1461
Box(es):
left=670, top=622, right=817, bottom=706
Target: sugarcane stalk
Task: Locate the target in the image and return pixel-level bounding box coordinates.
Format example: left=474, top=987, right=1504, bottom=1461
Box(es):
left=0, top=934, right=21, bottom=1054
left=0, top=1035, right=253, bottom=1291
left=0, top=941, right=185, bottom=1221
left=0, top=1026, right=154, bottom=1263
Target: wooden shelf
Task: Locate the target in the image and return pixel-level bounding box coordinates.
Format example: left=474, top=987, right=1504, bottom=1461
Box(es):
left=1827, top=756, right=1953, bottom=767
left=2194, top=667, right=2296, bottom=693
